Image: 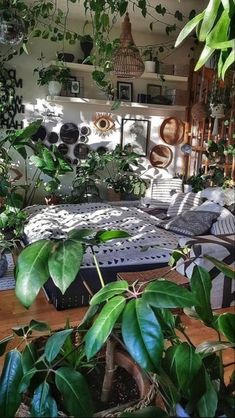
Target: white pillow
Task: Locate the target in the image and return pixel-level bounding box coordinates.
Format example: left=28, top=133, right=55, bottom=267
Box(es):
left=196, top=187, right=225, bottom=206
left=150, top=178, right=183, bottom=209
left=167, top=192, right=202, bottom=217
left=211, top=208, right=235, bottom=235
left=223, top=188, right=235, bottom=207
left=194, top=201, right=223, bottom=214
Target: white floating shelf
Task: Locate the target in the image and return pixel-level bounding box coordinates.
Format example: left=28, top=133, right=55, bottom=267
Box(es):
left=46, top=96, right=185, bottom=112
left=48, top=61, right=188, bottom=83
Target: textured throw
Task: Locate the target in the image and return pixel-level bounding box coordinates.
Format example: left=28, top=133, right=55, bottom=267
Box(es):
left=24, top=203, right=183, bottom=268
left=158, top=210, right=219, bottom=236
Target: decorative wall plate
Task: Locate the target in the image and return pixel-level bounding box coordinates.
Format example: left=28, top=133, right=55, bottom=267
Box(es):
left=80, top=126, right=91, bottom=136
left=48, top=132, right=59, bottom=144
left=74, top=144, right=90, bottom=159
left=58, top=143, right=69, bottom=155
left=150, top=145, right=173, bottom=168
left=31, top=126, right=47, bottom=142
left=60, top=123, right=79, bottom=144
left=80, top=135, right=88, bottom=143
left=160, top=117, right=184, bottom=146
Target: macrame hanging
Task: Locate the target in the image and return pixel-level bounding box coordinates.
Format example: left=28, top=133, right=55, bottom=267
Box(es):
left=112, top=13, right=145, bottom=79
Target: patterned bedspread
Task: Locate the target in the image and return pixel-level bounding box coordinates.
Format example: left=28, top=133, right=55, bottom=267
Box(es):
left=23, top=203, right=183, bottom=268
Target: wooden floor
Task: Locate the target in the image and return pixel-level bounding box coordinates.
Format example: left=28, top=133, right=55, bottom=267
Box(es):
left=0, top=290, right=234, bottom=383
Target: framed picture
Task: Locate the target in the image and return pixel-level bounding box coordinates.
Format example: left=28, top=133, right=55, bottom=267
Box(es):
left=147, top=84, right=162, bottom=99
left=121, top=118, right=150, bottom=156
left=71, top=80, right=80, bottom=96
left=117, top=81, right=133, bottom=102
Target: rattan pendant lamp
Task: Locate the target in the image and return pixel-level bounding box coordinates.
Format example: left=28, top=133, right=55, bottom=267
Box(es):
left=112, top=12, right=144, bottom=79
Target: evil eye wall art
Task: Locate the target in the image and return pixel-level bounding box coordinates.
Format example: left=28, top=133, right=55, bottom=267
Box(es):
left=93, top=113, right=116, bottom=136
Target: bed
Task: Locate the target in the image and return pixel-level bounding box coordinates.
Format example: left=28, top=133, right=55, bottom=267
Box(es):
left=23, top=202, right=183, bottom=309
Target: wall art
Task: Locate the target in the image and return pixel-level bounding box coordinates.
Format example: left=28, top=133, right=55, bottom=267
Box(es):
left=160, top=117, right=185, bottom=146
left=93, top=113, right=115, bottom=135
left=149, top=144, right=173, bottom=168
left=74, top=144, right=89, bottom=159
left=117, top=81, right=133, bottom=102
left=121, top=118, right=150, bottom=156
left=0, top=69, right=24, bottom=129
left=60, top=123, right=79, bottom=144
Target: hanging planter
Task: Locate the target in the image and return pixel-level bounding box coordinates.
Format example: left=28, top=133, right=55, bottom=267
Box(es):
left=0, top=8, right=25, bottom=45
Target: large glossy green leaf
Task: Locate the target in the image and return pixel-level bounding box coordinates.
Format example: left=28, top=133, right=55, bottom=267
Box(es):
left=0, top=350, right=23, bottom=417
left=77, top=304, right=99, bottom=330
left=85, top=296, right=126, bottom=359
left=222, top=48, right=235, bottom=79
left=194, top=44, right=215, bottom=71
left=122, top=299, right=164, bottom=372
left=68, top=228, right=93, bottom=241
left=48, top=239, right=84, bottom=294
left=45, top=329, right=73, bottom=363
left=0, top=335, right=14, bottom=356
left=18, top=368, right=37, bottom=393
left=31, top=382, right=58, bottom=417
left=94, top=229, right=130, bottom=243
left=190, top=265, right=213, bottom=325
left=207, top=9, right=230, bottom=45
left=195, top=340, right=234, bottom=356
left=143, top=280, right=195, bottom=308
left=29, top=319, right=51, bottom=333
left=90, top=281, right=128, bottom=305
left=55, top=367, right=93, bottom=417
left=175, top=11, right=205, bottom=47
left=21, top=342, right=37, bottom=373
left=204, top=255, right=235, bottom=279
left=152, top=308, right=176, bottom=338
left=15, top=240, right=53, bottom=308
left=199, top=0, right=221, bottom=41
left=218, top=313, right=235, bottom=342
left=163, top=343, right=204, bottom=399
left=197, top=372, right=218, bottom=417
left=121, top=406, right=168, bottom=417
left=157, top=369, right=180, bottom=406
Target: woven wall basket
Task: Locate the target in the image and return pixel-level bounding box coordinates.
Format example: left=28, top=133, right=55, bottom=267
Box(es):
left=150, top=144, right=173, bottom=168
left=160, top=117, right=185, bottom=146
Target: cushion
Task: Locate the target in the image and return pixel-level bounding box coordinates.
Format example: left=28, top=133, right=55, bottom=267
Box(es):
left=167, top=192, right=202, bottom=217
left=211, top=208, right=235, bottom=235
left=158, top=210, right=219, bottom=236
left=223, top=188, right=235, bottom=207
left=193, top=200, right=223, bottom=214
left=196, top=187, right=225, bottom=206
left=150, top=178, right=183, bottom=209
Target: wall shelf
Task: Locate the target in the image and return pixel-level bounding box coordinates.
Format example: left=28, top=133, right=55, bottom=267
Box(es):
left=46, top=96, right=185, bottom=112
left=48, top=61, right=188, bottom=84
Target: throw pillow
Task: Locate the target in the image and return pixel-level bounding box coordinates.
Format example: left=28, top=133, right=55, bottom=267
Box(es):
left=193, top=200, right=223, bottom=214
left=150, top=178, right=183, bottom=209
left=158, top=210, right=219, bottom=236
left=196, top=187, right=225, bottom=206
left=167, top=192, right=202, bottom=217
left=211, top=208, right=235, bottom=235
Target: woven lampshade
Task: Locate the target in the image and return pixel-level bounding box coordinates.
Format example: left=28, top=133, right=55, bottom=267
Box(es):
left=112, top=13, right=144, bottom=79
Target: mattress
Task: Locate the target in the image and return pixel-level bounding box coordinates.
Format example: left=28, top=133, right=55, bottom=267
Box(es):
left=24, top=202, right=183, bottom=268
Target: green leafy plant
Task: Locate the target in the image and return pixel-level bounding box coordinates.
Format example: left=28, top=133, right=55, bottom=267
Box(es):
left=175, top=0, right=235, bottom=79
left=0, top=245, right=234, bottom=417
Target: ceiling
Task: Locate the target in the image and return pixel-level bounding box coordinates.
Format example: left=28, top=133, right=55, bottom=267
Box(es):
left=26, top=0, right=206, bottom=34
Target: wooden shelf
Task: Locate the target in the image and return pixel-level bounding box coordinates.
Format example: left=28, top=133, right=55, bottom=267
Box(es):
left=48, top=61, right=188, bottom=84
left=46, top=96, right=185, bottom=112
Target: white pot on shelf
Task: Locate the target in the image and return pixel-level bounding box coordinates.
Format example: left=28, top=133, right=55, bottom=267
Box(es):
left=48, top=81, right=62, bottom=96
left=144, top=61, right=156, bottom=73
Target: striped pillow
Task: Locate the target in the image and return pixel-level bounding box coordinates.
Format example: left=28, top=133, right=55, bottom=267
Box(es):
left=211, top=209, right=235, bottom=235
left=150, top=178, right=183, bottom=209
left=167, top=192, right=202, bottom=217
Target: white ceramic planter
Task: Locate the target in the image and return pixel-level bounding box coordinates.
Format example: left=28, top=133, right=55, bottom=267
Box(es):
left=211, top=103, right=225, bottom=119
left=48, top=81, right=62, bottom=96
left=144, top=61, right=156, bottom=73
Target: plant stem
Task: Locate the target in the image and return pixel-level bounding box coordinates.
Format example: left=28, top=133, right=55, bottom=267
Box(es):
left=101, top=338, right=116, bottom=403
left=91, top=247, right=105, bottom=288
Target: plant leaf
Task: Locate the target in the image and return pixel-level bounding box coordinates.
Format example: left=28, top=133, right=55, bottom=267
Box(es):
left=55, top=367, right=93, bottom=417
left=29, top=320, right=50, bottom=332
left=194, top=44, right=215, bottom=71
left=204, top=255, right=235, bottom=279
left=197, top=372, right=218, bottom=417
left=0, top=350, right=23, bottom=418
left=48, top=239, right=84, bottom=294
left=77, top=304, right=99, bottom=330
left=175, top=11, right=205, bottom=47
left=45, top=329, right=73, bottom=363
left=0, top=335, right=14, bottom=356
left=21, top=342, right=37, bottom=373
left=15, top=240, right=53, bottom=308
left=190, top=265, right=213, bottom=324
left=90, top=281, right=129, bottom=305
left=199, top=0, right=221, bottom=41
left=94, top=230, right=130, bottom=243
left=222, top=48, right=235, bottom=79
left=143, top=280, right=195, bottom=308
left=31, top=382, right=58, bottom=417
left=85, top=296, right=126, bottom=359
left=217, top=313, right=235, bottom=342
left=122, top=299, right=164, bottom=372
left=18, top=368, right=37, bottom=393
left=195, top=340, right=235, bottom=356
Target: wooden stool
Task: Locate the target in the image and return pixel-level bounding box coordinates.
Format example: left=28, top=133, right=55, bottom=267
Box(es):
left=117, top=266, right=189, bottom=287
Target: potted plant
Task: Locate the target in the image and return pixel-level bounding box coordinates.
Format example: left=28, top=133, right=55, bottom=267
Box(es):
left=142, top=47, right=159, bottom=73
left=34, top=59, right=71, bottom=96
left=0, top=241, right=234, bottom=417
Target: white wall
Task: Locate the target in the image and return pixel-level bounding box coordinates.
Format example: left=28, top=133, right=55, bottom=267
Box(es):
left=6, top=17, right=192, bottom=202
